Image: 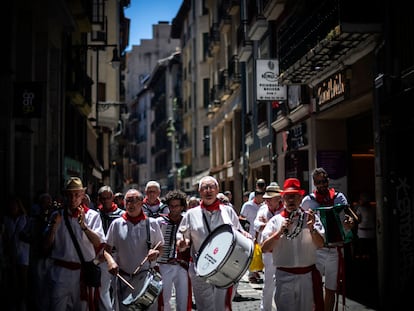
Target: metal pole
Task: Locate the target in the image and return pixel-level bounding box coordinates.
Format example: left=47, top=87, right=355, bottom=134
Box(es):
left=96, top=49, right=99, bottom=127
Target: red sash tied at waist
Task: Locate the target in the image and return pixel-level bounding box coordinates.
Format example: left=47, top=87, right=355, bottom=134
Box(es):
left=277, top=264, right=324, bottom=311
left=278, top=265, right=314, bottom=274
left=54, top=259, right=82, bottom=270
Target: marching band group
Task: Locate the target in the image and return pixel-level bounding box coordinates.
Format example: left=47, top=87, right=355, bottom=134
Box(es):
left=4, top=167, right=356, bottom=311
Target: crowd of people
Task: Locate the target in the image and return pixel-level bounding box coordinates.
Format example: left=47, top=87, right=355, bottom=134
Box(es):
left=1, top=168, right=369, bottom=311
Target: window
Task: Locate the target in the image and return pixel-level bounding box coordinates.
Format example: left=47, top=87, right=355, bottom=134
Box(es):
left=203, top=126, right=210, bottom=156
left=203, top=78, right=210, bottom=109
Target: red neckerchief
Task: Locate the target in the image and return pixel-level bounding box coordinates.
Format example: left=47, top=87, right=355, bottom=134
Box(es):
left=313, top=188, right=336, bottom=206
left=69, top=204, right=89, bottom=218
left=275, top=200, right=284, bottom=213
left=143, top=197, right=160, bottom=206
left=253, top=198, right=262, bottom=205
left=269, top=203, right=283, bottom=216
left=98, top=202, right=118, bottom=212
left=280, top=208, right=303, bottom=218
left=280, top=209, right=291, bottom=218
left=200, top=199, right=221, bottom=212
left=122, top=211, right=146, bottom=224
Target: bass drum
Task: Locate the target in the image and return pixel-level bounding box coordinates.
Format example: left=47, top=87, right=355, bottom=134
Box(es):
left=121, top=269, right=163, bottom=310
left=196, top=224, right=253, bottom=288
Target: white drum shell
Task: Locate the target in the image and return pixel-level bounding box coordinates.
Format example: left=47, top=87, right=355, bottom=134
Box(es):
left=121, top=269, right=163, bottom=310
left=196, top=224, right=253, bottom=288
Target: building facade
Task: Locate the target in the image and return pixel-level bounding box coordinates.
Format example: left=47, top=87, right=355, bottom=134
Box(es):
left=2, top=0, right=129, bottom=204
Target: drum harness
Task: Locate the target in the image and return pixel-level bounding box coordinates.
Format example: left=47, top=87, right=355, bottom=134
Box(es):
left=118, top=218, right=153, bottom=278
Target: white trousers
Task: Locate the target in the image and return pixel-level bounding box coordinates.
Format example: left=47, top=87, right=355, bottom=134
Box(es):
left=189, top=262, right=229, bottom=311
left=159, top=263, right=190, bottom=311
left=260, top=252, right=276, bottom=311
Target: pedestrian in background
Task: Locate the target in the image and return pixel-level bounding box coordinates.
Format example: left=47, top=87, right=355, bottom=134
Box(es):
left=4, top=195, right=30, bottom=311
left=254, top=182, right=283, bottom=311
left=354, top=192, right=376, bottom=260
left=113, top=192, right=125, bottom=210
left=187, top=196, right=200, bottom=209
left=262, top=178, right=325, bottom=311
left=249, top=178, right=267, bottom=200
left=176, top=176, right=252, bottom=311
left=240, top=184, right=266, bottom=284
left=143, top=181, right=169, bottom=217
left=27, top=192, right=54, bottom=311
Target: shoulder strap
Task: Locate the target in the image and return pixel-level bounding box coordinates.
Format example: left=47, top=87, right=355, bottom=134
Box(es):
left=146, top=218, right=151, bottom=250
left=64, top=211, right=85, bottom=263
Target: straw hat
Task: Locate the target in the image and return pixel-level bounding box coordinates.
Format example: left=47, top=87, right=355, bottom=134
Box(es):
left=65, top=177, right=86, bottom=191
left=263, top=183, right=283, bottom=199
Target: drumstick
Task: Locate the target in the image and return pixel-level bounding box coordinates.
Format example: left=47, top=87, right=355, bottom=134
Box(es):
left=345, top=205, right=360, bottom=223
left=117, top=273, right=135, bottom=290
left=132, top=241, right=162, bottom=275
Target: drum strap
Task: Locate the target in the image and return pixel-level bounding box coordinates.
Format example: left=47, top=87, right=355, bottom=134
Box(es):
left=146, top=218, right=151, bottom=250
left=202, top=212, right=211, bottom=234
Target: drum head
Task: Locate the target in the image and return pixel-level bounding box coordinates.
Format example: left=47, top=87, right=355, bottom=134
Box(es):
left=197, top=224, right=234, bottom=277
left=122, top=270, right=154, bottom=306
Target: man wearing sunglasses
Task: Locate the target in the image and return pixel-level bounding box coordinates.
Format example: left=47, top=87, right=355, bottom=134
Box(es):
left=104, top=189, right=164, bottom=311
left=301, top=168, right=354, bottom=311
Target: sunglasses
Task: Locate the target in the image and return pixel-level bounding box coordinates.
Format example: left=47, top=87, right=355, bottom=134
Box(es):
left=314, top=178, right=328, bottom=185
left=200, top=184, right=217, bottom=191
left=125, top=197, right=143, bottom=203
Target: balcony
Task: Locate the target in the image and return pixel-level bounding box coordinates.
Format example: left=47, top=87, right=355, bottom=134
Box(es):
left=218, top=70, right=232, bottom=101
left=224, top=0, right=240, bottom=15
left=263, top=0, right=285, bottom=21
left=237, top=23, right=253, bottom=62
left=219, top=12, right=232, bottom=33
left=278, top=0, right=382, bottom=84
left=248, top=15, right=267, bottom=41
left=209, top=23, right=220, bottom=55
left=229, top=55, right=241, bottom=89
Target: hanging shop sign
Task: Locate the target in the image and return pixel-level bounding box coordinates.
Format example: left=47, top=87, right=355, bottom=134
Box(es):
left=13, top=82, right=45, bottom=118
left=256, top=59, right=287, bottom=101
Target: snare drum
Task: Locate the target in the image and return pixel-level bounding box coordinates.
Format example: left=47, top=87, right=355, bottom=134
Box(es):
left=315, top=204, right=347, bottom=246
left=196, top=224, right=253, bottom=288
left=121, top=269, right=163, bottom=310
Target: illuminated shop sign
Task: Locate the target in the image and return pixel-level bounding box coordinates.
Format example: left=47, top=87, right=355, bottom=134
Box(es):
left=316, top=71, right=349, bottom=110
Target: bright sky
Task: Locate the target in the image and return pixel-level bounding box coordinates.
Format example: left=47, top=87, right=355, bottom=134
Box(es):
left=125, top=0, right=183, bottom=51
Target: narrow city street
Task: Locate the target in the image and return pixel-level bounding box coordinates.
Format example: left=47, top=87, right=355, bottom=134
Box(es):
left=169, top=270, right=377, bottom=311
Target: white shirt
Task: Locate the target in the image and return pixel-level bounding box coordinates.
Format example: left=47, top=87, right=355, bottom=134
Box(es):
left=262, top=210, right=325, bottom=268
left=240, top=199, right=263, bottom=238
left=106, top=216, right=164, bottom=274
left=50, top=208, right=105, bottom=263
left=176, top=204, right=243, bottom=259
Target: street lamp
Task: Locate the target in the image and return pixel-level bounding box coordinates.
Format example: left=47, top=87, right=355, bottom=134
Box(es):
left=89, top=44, right=120, bottom=128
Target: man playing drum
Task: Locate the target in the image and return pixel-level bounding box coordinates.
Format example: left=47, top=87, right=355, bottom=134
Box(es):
left=261, top=178, right=325, bottom=311
left=104, top=188, right=164, bottom=311
left=176, top=176, right=252, bottom=311
left=301, top=168, right=354, bottom=311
